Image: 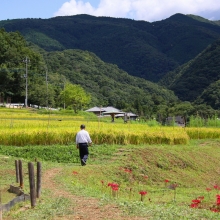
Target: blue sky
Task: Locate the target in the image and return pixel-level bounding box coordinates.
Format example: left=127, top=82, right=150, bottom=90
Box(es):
left=1, top=0, right=220, bottom=22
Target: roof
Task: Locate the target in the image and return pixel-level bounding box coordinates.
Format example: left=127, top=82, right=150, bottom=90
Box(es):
left=102, top=106, right=121, bottom=112
left=85, top=106, right=105, bottom=112
left=115, top=112, right=138, bottom=117
left=85, top=106, right=121, bottom=113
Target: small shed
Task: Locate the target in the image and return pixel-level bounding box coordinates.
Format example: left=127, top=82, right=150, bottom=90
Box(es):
left=115, top=112, right=138, bottom=122
left=166, top=116, right=185, bottom=127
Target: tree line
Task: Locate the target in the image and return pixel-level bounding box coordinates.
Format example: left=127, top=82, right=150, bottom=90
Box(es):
left=0, top=28, right=219, bottom=122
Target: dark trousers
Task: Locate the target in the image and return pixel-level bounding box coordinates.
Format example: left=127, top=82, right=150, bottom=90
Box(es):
left=79, top=143, right=89, bottom=164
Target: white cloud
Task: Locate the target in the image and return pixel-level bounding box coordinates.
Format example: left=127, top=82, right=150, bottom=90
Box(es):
left=54, top=0, right=220, bottom=22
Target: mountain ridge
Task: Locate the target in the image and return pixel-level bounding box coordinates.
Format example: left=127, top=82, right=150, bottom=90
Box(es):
left=1, top=13, right=220, bottom=82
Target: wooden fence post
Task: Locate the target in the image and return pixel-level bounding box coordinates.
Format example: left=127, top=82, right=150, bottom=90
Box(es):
left=15, top=160, right=19, bottom=183
left=36, top=162, right=41, bottom=198
left=18, top=160, right=23, bottom=189
left=28, top=162, right=36, bottom=208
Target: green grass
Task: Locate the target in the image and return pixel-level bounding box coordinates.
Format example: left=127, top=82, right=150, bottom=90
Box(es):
left=1, top=140, right=220, bottom=219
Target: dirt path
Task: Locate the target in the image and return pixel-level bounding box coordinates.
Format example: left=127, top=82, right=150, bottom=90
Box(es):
left=42, top=168, right=145, bottom=220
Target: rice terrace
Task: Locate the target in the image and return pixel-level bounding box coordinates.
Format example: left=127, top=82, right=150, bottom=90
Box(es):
left=0, top=108, right=220, bottom=220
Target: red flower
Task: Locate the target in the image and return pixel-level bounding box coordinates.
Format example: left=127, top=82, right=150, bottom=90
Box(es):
left=216, top=195, right=220, bottom=205
left=190, top=203, right=198, bottom=208
left=111, top=183, right=119, bottom=188
left=206, top=187, right=212, bottom=192
left=108, top=183, right=119, bottom=189
left=124, top=169, right=132, bottom=173
left=192, top=199, right=201, bottom=204
left=214, top=185, right=219, bottom=190
left=139, top=191, right=147, bottom=195
left=72, top=171, right=78, bottom=174
left=112, top=186, right=119, bottom=191
left=164, top=179, right=169, bottom=183
left=197, top=196, right=204, bottom=200
left=144, top=175, right=148, bottom=179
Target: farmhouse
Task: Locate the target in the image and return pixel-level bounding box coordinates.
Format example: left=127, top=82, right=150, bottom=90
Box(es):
left=115, top=112, right=138, bottom=121
left=86, top=106, right=121, bottom=116
left=85, top=106, right=138, bottom=122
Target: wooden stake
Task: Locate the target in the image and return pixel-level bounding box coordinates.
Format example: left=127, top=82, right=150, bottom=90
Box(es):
left=36, top=162, right=42, bottom=198
left=18, top=160, right=23, bottom=189
left=15, top=160, right=20, bottom=183
left=28, top=162, right=36, bottom=207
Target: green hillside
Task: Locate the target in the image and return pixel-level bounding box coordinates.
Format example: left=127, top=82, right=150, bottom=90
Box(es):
left=159, top=39, right=220, bottom=103
left=1, top=13, right=220, bottom=82
left=44, top=49, right=178, bottom=110
left=0, top=28, right=178, bottom=117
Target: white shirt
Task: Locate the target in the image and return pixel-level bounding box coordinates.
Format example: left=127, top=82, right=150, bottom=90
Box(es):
left=76, top=129, right=92, bottom=144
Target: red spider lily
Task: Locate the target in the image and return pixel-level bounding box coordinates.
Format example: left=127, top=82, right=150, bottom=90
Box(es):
left=197, top=196, right=204, bottom=200
left=192, top=199, right=201, bottom=204
left=139, top=191, right=147, bottom=195
left=216, top=195, right=220, bottom=205
left=72, top=171, right=78, bottom=174
left=210, top=208, right=219, bottom=212
left=214, top=185, right=219, bottom=190
left=112, top=186, right=119, bottom=191
left=139, top=191, right=147, bottom=202
left=108, top=182, right=119, bottom=197
left=111, top=183, right=119, bottom=188
left=124, top=168, right=132, bottom=173
left=108, top=182, right=119, bottom=188
left=206, top=187, right=212, bottom=192
left=190, top=203, right=199, bottom=208
left=144, top=175, right=148, bottom=179
left=164, top=179, right=169, bottom=183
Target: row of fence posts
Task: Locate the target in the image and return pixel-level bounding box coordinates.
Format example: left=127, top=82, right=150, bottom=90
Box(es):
left=15, top=160, right=42, bottom=208
left=0, top=160, right=41, bottom=220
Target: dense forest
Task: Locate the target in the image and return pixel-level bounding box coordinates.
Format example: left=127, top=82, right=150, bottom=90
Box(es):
left=159, top=39, right=220, bottom=104
left=1, top=13, right=220, bottom=121
left=1, top=13, right=220, bottom=82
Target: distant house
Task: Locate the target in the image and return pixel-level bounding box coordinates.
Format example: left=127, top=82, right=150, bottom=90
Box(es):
left=85, top=106, right=138, bottom=122
left=85, top=106, right=105, bottom=116
left=166, top=116, right=185, bottom=127
left=115, top=112, right=138, bottom=121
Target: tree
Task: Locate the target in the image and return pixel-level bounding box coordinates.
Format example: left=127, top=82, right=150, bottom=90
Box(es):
left=60, top=83, right=91, bottom=113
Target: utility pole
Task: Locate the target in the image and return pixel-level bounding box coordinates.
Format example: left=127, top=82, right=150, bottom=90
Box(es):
left=63, top=81, right=65, bottom=110
left=45, top=66, right=48, bottom=109
left=23, top=57, right=30, bottom=108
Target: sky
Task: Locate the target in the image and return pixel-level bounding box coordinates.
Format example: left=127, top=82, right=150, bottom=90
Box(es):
left=1, top=0, right=220, bottom=22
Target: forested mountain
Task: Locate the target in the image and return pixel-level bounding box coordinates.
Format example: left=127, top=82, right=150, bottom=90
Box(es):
left=1, top=13, right=220, bottom=82
left=44, top=49, right=178, bottom=115
left=159, top=38, right=220, bottom=108
left=0, top=28, right=178, bottom=118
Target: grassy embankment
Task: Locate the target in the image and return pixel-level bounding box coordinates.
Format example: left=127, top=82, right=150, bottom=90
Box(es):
left=0, top=108, right=220, bottom=219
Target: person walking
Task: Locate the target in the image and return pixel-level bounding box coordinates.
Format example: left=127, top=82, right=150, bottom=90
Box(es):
left=76, top=124, right=92, bottom=166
